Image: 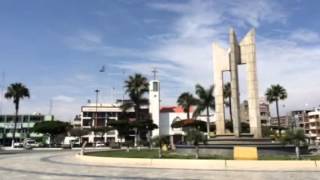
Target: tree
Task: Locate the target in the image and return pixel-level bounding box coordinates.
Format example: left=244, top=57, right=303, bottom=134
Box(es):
left=4, top=83, right=30, bottom=147
left=131, top=119, right=158, bottom=148
left=32, top=121, right=71, bottom=146
left=282, top=129, right=306, bottom=159
left=108, top=118, right=132, bottom=151
left=185, top=129, right=206, bottom=159
left=69, top=128, right=90, bottom=144
left=91, top=126, right=113, bottom=143
left=265, top=84, right=287, bottom=135
left=193, top=84, right=215, bottom=138
left=177, top=92, right=197, bottom=120
left=223, top=83, right=232, bottom=122
left=124, top=73, right=149, bottom=121
left=123, top=73, right=149, bottom=146
left=152, top=135, right=170, bottom=158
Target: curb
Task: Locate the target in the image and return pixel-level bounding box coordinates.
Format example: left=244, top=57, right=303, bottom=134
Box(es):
left=76, top=154, right=320, bottom=171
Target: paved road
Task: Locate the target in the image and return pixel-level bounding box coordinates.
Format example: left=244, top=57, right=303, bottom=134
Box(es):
left=0, top=151, right=319, bottom=180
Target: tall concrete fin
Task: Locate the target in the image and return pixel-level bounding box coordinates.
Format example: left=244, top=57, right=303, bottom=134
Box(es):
left=240, top=29, right=255, bottom=65
left=229, top=28, right=241, bottom=137
left=212, top=43, right=228, bottom=135
left=240, top=29, right=261, bottom=138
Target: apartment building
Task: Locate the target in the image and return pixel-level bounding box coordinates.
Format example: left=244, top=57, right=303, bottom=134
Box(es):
left=240, top=98, right=271, bottom=126
left=305, top=107, right=320, bottom=144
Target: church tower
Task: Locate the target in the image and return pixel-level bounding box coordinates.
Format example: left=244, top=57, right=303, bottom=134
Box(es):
left=149, top=80, right=160, bottom=137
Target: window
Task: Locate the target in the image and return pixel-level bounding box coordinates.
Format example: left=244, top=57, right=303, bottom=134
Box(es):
left=83, top=120, right=92, bottom=126
left=0, top=116, right=4, bottom=123
left=17, top=116, right=23, bottom=122
left=6, top=116, right=13, bottom=122
left=83, top=112, right=93, bottom=117
left=30, top=116, right=43, bottom=122
left=23, top=116, right=29, bottom=122
left=153, top=82, right=159, bottom=92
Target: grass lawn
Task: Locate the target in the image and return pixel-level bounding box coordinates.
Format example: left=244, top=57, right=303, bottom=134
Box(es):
left=86, top=149, right=229, bottom=159
left=86, top=149, right=320, bottom=160
left=87, top=149, right=160, bottom=158
left=260, top=155, right=320, bottom=160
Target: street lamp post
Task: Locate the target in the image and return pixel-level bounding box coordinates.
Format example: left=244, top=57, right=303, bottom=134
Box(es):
left=94, top=89, right=100, bottom=128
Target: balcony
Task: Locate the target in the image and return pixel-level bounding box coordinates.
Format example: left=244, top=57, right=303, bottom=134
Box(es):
left=82, top=117, right=92, bottom=120
left=310, top=126, right=319, bottom=130
left=308, top=118, right=318, bottom=123
left=308, top=133, right=318, bottom=137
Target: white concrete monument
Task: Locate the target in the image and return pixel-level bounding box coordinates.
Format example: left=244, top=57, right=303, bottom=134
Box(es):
left=213, top=28, right=261, bottom=138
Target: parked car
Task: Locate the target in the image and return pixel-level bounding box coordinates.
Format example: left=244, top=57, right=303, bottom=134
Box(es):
left=23, top=139, right=39, bottom=149
left=95, top=141, right=105, bottom=147
left=13, top=142, right=23, bottom=148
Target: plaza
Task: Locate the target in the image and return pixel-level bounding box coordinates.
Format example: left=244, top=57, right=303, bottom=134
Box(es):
left=1, top=0, right=320, bottom=179
left=0, top=150, right=319, bottom=180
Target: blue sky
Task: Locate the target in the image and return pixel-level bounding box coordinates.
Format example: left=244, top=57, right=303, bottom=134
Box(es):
left=1, top=0, right=320, bottom=121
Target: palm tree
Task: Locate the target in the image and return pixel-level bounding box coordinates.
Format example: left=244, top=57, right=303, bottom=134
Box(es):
left=123, top=73, right=149, bottom=146
left=186, top=129, right=206, bottom=159
left=265, top=84, right=287, bottom=135
left=282, top=129, right=306, bottom=159
left=124, top=73, right=149, bottom=121
left=193, top=84, right=215, bottom=138
left=5, top=83, right=30, bottom=147
left=177, top=92, right=197, bottom=120
left=223, top=83, right=232, bottom=121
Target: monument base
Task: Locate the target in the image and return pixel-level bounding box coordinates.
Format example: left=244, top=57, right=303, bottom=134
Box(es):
left=175, top=136, right=308, bottom=158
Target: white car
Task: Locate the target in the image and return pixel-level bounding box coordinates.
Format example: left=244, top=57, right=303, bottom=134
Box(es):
left=95, top=141, right=105, bottom=147
left=13, top=142, right=23, bottom=148
left=23, top=139, right=39, bottom=149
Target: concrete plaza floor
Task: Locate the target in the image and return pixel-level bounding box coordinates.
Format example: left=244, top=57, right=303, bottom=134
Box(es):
left=0, top=151, right=319, bottom=180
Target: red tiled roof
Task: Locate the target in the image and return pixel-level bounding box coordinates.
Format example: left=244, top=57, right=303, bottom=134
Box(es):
left=160, top=106, right=194, bottom=113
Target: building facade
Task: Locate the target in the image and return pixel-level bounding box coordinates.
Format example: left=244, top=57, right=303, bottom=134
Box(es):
left=305, top=108, right=320, bottom=143
left=80, top=102, right=131, bottom=143
left=240, top=98, right=271, bottom=126
left=270, top=116, right=291, bottom=128
left=159, top=106, right=214, bottom=143
left=288, top=110, right=310, bottom=130
left=0, top=114, right=54, bottom=145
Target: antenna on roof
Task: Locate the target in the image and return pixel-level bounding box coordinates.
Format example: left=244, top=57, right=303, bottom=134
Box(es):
left=152, top=67, right=158, bottom=80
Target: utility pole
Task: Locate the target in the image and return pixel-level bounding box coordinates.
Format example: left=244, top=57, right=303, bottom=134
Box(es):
left=122, top=70, right=126, bottom=103
left=49, top=99, right=53, bottom=116
left=0, top=72, right=5, bottom=115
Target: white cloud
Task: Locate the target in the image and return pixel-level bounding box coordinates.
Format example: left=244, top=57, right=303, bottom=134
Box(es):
left=64, top=32, right=147, bottom=59
left=227, top=0, right=287, bottom=27
left=59, top=0, right=319, bottom=117
left=64, top=31, right=102, bottom=51
left=145, top=0, right=320, bottom=115
left=289, top=29, right=320, bottom=43
left=52, top=95, right=75, bottom=103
